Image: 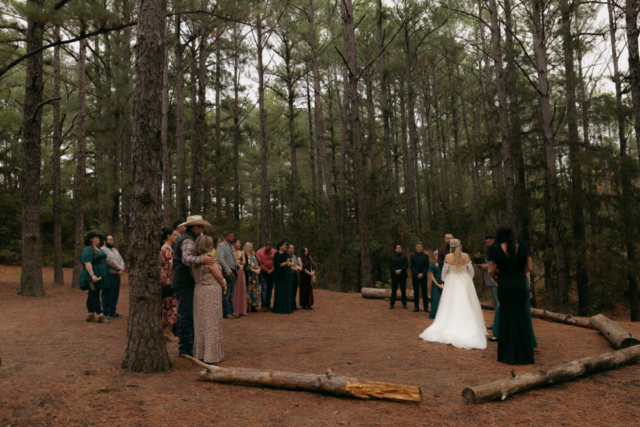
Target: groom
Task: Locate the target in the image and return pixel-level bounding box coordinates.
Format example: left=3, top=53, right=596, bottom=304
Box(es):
left=437, top=233, right=454, bottom=270
left=388, top=244, right=408, bottom=309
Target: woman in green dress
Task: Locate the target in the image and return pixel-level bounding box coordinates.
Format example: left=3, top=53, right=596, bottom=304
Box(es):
left=428, top=249, right=443, bottom=319
left=273, top=241, right=294, bottom=314
left=78, top=232, right=112, bottom=323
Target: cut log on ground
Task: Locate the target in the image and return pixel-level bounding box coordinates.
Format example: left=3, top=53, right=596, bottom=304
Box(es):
left=462, top=344, right=640, bottom=404
left=181, top=354, right=422, bottom=403
left=361, top=287, right=415, bottom=301
left=589, top=314, right=640, bottom=349
left=529, top=308, right=593, bottom=329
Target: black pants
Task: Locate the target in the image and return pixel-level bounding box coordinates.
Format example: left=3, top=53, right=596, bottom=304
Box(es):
left=102, top=275, right=121, bottom=316
left=390, top=275, right=407, bottom=307
left=291, top=273, right=299, bottom=308
left=412, top=275, right=428, bottom=310
left=86, top=288, right=103, bottom=314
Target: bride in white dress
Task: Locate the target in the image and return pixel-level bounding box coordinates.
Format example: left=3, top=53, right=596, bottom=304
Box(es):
left=419, top=239, right=487, bottom=350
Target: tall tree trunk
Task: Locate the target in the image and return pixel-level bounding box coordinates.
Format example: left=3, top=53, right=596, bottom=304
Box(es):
left=307, top=0, right=344, bottom=290
left=488, top=0, right=516, bottom=226
left=175, top=15, right=186, bottom=220
left=531, top=0, right=571, bottom=314
left=404, top=30, right=419, bottom=229
left=257, top=3, right=270, bottom=246
left=122, top=0, right=172, bottom=372
left=161, top=19, right=171, bottom=227
left=121, top=24, right=134, bottom=256
left=19, top=0, right=45, bottom=297
left=377, top=0, right=397, bottom=218
left=72, top=36, right=88, bottom=289
left=284, top=37, right=298, bottom=201
left=233, top=28, right=241, bottom=221
left=307, top=79, right=318, bottom=213
left=398, top=85, right=410, bottom=217
left=52, top=26, right=64, bottom=285
left=560, top=0, right=589, bottom=315
left=341, top=0, right=373, bottom=288
left=623, top=0, right=640, bottom=321
left=191, top=37, right=206, bottom=214
left=215, top=34, right=222, bottom=217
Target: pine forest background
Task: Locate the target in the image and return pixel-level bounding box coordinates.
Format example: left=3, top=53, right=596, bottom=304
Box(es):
left=2, top=0, right=640, bottom=321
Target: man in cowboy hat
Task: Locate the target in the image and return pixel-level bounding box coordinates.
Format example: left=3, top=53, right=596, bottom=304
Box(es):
left=172, top=215, right=216, bottom=356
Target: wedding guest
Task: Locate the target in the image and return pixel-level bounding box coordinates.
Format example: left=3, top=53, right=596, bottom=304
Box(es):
left=100, top=235, right=125, bottom=319
left=488, top=224, right=534, bottom=365
left=244, top=242, right=261, bottom=313
left=388, top=244, right=409, bottom=309
left=192, top=235, right=227, bottom=365
left=410, top=242, right=429, bottom=312
left=298, top=247, right=315, bottom=310
left=288, top=244, right=301, bottom=310
left=437, top=233, right=454, bottom=270
left=233, top=238, right=248, bottom=316
left=171, top=219, right=186, bottom=250
left=211, top=236, right=222, bottom=261
left=160, top=228, right=178, bottom=342
left=477, top=235, right=499, bottom=311
left=78, top=232, right=112, bottom=323
left=273, top=241, right=294, bottom=314
left=428, top=249, right=443, bottom=319
left=172, top=215, right=216, bottom=357
left=256, top=241, right=276, bottom=312
left=217, top=230, right=238, bottom=319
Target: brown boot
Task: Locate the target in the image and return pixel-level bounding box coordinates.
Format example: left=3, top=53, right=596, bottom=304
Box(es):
left=86, top=313, right=96, bottom=322
left=96, top=314, right=111, bottom=323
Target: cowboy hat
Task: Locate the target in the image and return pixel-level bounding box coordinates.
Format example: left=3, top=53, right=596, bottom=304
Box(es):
left=179, top=215, right=211, bottom=228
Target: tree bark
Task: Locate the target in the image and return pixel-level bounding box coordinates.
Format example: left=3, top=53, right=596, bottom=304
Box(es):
left=190, top=36, right=206, bottom=215
left=341, top=0, right=373, bottom=289
left=257, top=2, right=270, bottom=247
left=283, top=35, right=298, bottom=201
left=488, top=0, right=516, bottom=226
left=174, top=15, right=186, bottom=220
left=531, top=0, right=571, bottom=314
left=233, top=25, right=242, bottom=222
left=72, top=36, right=88, bottom=289
left=626, top=0, right=640, bottom=165
left=122, top=0, right=172, bottom=372
left=404, top=28, right=419, bottom=229
left=52, top=26, right=64, bottom=286
left=19, top=0, right=45, bottom=297
left=462, top=345, right=640, bottom=404
left=182, top=355, right=421, bottom=403
left=215, top=34, right=222, bottom=217
left=561, top=0, right=590, bottom=316
left=161, top=18, right=171, bottom=228
left=590, top=314, right=640, bottom=349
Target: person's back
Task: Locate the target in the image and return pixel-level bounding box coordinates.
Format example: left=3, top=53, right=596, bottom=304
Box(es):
left=173, top=230, right=196, bottom=289
left=493, top=242, right=528, bottom=274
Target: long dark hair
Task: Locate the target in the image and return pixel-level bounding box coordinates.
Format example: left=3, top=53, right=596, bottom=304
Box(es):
left=496, top=224, right=517, bottom=264
left=299, top=247, right=314, bottom=268
left=161, top=227, right=173, bottom=243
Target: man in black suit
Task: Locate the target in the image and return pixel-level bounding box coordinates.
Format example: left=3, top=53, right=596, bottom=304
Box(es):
left=388, top=244, right=409, bottom=309
left=410, top=242, right=430, bottom=312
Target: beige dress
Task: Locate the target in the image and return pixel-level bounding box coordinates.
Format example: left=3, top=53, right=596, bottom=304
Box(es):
left=192, top=264, right=224, bottom=364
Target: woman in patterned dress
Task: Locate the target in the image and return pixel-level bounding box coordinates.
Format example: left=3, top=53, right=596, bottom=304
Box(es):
left=232, top=238, right=248, bottom=316
left=243, top=242, right=261, bottom=313
left=160, top=228, right=178, bottom=342
left=192, top=235, right=227, bottom=364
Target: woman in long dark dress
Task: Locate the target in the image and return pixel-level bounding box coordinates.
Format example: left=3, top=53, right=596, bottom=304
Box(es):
left=298, top=247, right=315, bottom=309
left=489, top=224, right=534, bottom=365
left=273, top=241, right=294, bottom=314
left=428, top=249, right=443, bottom=319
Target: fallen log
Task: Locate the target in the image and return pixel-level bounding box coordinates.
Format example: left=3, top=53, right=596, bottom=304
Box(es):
left=361, top=287, right=416, bottom=301
left=462, top=344, right=640, bottom=404
left=589, top=314, right=640, bottom=349
left=181, top=355, right=422, bottom=404
left=529, top=308, right=593, bottom=329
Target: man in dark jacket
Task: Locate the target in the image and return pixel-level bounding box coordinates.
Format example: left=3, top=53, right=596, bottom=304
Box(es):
left=437, top=233, right=454, bottom=270
left=410, top=242, right=430, bottom=312
left=388, top=244, right=409, bottom=309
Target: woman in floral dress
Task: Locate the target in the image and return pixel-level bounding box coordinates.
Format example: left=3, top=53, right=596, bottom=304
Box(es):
left=160, top=227, right=178, bottom=342
left=243, top=242, right=261, bottom=313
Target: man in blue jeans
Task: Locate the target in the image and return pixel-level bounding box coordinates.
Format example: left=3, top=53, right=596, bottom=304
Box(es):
left=171, top=215, right=215, bottom=356
left=101, top=235, right=125, bottom=319
left=256, top=241, right=276, bottom=311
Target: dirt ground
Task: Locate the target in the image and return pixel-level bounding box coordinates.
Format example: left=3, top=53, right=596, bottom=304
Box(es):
left=1, top=266, right=639, bottom=426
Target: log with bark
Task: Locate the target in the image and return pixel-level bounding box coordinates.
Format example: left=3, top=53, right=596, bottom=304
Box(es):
left=479, top=303, right=593, bottom=329
left=361, top=287, right=415, bottom=301
left=181, top=355, right=422, bottom=404
left=589, top=314, right=640, bottom=349
left=462, top=344, right=640, bottom=404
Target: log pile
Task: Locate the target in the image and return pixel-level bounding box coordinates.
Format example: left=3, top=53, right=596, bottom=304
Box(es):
left=589, top=314, right=640, bottom=349
left=181, top=355, right=422, bottom=404
left=462, top=344, right=640, bottom=404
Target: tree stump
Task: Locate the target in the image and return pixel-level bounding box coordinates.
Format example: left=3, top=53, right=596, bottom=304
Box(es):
left=181, top=355, right=422, bottom=403
left=462, top=344, right=640, bottom=404
left=589, top=314, right=640, bottom=349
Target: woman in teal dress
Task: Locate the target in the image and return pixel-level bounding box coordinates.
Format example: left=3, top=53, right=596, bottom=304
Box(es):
left=428, top=250, right=443, bottom=319
left=78, top=232, right=112, bottom=323
left=273, top=241, right=294, bottom=314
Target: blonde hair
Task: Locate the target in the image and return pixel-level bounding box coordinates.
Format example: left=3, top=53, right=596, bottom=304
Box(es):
left=243, top=242, right=254, bottom=255
left=193, top=235, right=214, bottom=256
left=449, top=238, right=463, bottom=270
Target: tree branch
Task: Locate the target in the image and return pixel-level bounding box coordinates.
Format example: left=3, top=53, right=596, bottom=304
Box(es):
left=30, top=97, right=60, bottom=122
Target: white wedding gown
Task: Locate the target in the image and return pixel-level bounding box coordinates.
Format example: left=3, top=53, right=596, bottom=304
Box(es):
left=419, top=261, right=487, bottom=350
